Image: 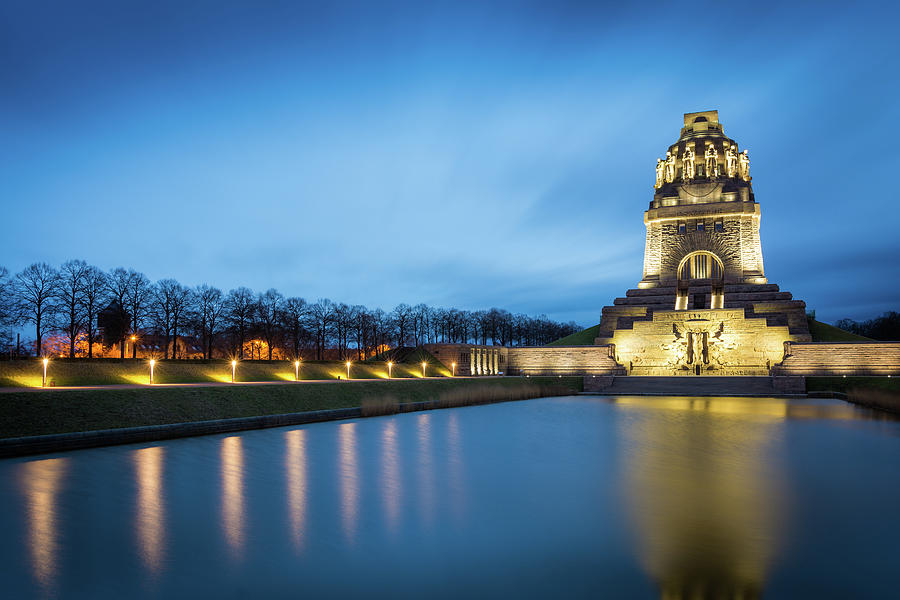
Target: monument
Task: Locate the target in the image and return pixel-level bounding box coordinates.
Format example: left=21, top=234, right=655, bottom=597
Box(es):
left=427, top=110, right=898, bottom=380
left=593, top=110, right=811, bottom=375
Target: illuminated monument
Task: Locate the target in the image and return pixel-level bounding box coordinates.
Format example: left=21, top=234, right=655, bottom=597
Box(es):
left=594, top=111, right=812, bottom=375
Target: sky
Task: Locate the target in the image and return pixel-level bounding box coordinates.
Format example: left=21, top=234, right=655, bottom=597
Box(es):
left=1, top=0, right=899, bottom=327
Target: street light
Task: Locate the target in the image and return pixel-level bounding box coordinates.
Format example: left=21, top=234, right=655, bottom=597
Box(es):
left=149, top=359, right=156, bottom=384
left=42, top=357, right=49, bottom=387
left=294, top=359, right=301, bottom=381
left=451, top=362, right=456, bottom=377
left=422, top=361, right=427, bottom=378
left=231, top=360, right=237, bottom=383
left=387, top=361, right=393, bottom=379
left=346, top=361, right=351, bottom=380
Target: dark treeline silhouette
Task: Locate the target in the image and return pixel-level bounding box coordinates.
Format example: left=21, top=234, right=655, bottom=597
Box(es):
left=0, top=261, right=580, bottom=359
left=835, top=312, right=900, bottom=341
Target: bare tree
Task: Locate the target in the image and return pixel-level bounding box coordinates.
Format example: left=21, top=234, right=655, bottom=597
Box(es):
left=281, top=296, right=308, bottom=359
left=14, top=263, right=59, bottom=356
left=225, top=287, right=255, bottom=359
left=309, top=299, right=335, bottom=360
left=154, top=279, right=192, bottom=359
left=106, top=268, right=132, bottom=358
left=195, top=284, right=225, bottom=359
left=56, top=259, right=89, bottom=358
left=256, top=288, right=284, bottom=361
left=125, top=270, right=153, bottom=358
left=391, top=303, right=413, bottom=349
left=81, top=266, right=107, bottom=358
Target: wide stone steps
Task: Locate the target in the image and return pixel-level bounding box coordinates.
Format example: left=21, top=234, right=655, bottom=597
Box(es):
left=584, top=375, right=781, bottom=396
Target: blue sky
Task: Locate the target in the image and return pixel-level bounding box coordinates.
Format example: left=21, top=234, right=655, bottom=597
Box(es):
left=1, top=0, right=898, bottom=326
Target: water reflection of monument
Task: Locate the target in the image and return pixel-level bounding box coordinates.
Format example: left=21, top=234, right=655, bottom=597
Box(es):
left=617, top=398, right=789, bottom=598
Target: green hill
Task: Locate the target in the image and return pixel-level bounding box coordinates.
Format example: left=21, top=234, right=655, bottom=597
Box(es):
left=807, top=317, right=871, bottom=342
left=546, top=324, right=601, bottom=346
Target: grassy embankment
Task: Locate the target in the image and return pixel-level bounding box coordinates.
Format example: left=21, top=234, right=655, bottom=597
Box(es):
left=0, top=358, right=451, bottom=388
left=0, top=376, right=582, bottom=439
left=807, top=376, right=900, bottom=415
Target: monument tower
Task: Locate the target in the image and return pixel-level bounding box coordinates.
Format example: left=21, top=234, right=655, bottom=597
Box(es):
left=594, top=110, right=811, bottom=375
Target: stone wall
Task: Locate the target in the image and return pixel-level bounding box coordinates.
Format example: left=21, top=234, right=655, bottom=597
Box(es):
left=506, top=346, right=623, bottom=376
left=599, top=308, right=801, bottom=376
left=773, top=342, right=900, bottom=376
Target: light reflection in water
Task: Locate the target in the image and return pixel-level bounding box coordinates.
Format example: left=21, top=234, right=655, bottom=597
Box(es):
left=338, top=422, right=359, bottom=544
left=220, top=436, right=244, bottom=558
left=19, top=457, right=67, bottom=594
left=446, top=412, right=464, bottom=521
left=284, top=429, right=307, bottom=552
left=417, top=413, right=435, bottom=526
left=380, top=420, right=401, bottom=534
left=618, top=397, right=787, bottom=598
left=133, top=446, right=165, bottom=574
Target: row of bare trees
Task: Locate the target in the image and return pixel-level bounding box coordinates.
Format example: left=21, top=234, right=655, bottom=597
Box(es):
left=0, top=261, right=581, bottom=359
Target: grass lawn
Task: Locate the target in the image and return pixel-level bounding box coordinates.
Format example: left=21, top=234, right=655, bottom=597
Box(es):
left=806, top=376, right=900, bottom=394
left=807, top=317, right=871, bottom=342
left=0, top=376, right=582, bottom=439
left=0, top=358, right=452, bottom=388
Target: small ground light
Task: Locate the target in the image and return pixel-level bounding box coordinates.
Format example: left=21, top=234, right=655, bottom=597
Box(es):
left=451, top=362, right=456, bottom=376
left=149, top=359, right=156, bottom=384
left=387, top=361, right=393, bottom=378
left=294, top=360, right=301, bottom=381
left=42, top=357, right=49, bottom=387
left=231, top=360, right=237, bottom=383
left=422, top=361, right=427, bottom=378
left=346, top=361, right=352, bottom=380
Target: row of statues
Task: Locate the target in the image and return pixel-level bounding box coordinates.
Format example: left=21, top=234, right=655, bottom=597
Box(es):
left=655, top=143, right=749, bottom=188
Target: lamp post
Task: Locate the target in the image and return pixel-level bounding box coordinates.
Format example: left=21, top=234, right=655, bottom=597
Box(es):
left=451, top=362, right=456, bottom=377
left=130, top=335, right=137, bottom=359
left=149, top=359, right=156, bottom=384
left=42, top=357, right=48, bottom=387
left=346, top=361, right=351, bottom=380
left=294, top=359, right=301, bottom=381
left=387, top=361, right=393, bottom=379
left=422, top=361, right=427, bottom=378
left=231, top=360, right=237, bottom=383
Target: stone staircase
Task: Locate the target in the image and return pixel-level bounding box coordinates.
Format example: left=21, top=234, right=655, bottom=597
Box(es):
left=584, top=375, right=805, bottom=396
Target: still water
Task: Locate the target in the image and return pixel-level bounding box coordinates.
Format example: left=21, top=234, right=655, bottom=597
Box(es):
left=1, top=396, right=899, bottom=599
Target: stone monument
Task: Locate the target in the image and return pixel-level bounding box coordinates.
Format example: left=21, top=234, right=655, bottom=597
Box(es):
left=594, top=110, right=812, bottom=375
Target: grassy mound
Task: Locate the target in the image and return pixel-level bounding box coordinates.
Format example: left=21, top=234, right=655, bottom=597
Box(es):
left=0, top=358, right=452, bottom=388
left=0, top=377, right=583, bottom=438
left=546, top=324, right=601, bottom=346
left=808, top=318, right=872, bottom=342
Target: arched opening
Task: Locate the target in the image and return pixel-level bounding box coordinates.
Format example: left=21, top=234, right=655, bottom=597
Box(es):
left=692, top=116, right=708, bottom=123
left=676, top=251, right=725, bottom=310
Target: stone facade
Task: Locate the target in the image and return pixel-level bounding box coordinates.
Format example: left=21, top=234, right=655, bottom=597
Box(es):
left=773, top=342, right=900, bottom=376
left=505, top=346, right=624, bottom=376
left=423, top=344, right=504, bottom=376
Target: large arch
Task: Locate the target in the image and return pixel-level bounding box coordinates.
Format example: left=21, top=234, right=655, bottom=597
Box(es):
left=676, top=251, right=725, bottom=310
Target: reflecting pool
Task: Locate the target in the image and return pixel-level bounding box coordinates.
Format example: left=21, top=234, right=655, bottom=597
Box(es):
left=1, top=396, right=898, bottom=598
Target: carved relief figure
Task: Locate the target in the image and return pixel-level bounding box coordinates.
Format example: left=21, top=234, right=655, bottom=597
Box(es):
left=655, top=158, right=665, bottom=188
left=664, top=151, right=676, bottom=183
left=739, top=150, right=750, bottom=181
left=681, top=147, right=695, bottom=181
left=725, top=144, right=738, bottom=177
left=705, top=144, right=719, bottom=178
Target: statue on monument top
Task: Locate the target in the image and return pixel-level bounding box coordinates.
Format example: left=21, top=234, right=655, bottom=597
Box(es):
left=739, top=149, right=750, bottom=181
left=705, top=143, right=719, bottom=178
left=655, top=158, right=665, bottom=188
left=681, top=147, right=695, bottom=182
left=725, top=144, right=738, bottom=178
left=664, top=151, right=676, bottom=183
